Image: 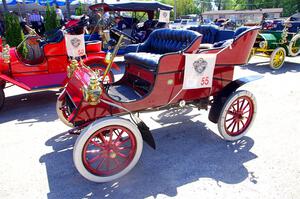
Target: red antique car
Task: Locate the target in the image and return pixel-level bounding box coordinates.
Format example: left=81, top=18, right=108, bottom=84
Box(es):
left=0, top=22, right=119, bottom=111
left=57, top=27, right=261, bottom=182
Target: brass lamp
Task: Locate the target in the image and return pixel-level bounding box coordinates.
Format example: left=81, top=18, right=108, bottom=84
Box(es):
left=2, top=44, right=11, bottom=64
left=82, top=76, right=102, bottom=105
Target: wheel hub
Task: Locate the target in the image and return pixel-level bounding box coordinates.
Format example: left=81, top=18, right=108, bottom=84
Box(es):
left=108, top=150, right=117, bottom=159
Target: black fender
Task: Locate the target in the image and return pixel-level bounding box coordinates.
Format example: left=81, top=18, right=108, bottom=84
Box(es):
left=208, top=75, right=263, bottom=123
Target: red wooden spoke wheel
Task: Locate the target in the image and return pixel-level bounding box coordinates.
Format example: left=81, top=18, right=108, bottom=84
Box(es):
left=56, top=91, right=74, bottom=127
left=82, top=125, right=137, bottom=176
left=218, top=90, right=257, bottom=141
left=73, top=117, right=143, bottom=182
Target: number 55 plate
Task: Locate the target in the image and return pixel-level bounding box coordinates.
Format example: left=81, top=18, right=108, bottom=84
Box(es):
left=183, top=53, right=216, bottom=89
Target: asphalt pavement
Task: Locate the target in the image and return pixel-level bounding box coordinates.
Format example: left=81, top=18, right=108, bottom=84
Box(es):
left=0, top=56, right=299, bottom=199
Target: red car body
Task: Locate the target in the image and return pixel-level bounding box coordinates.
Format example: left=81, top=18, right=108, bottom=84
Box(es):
left=57, top=27, right=262, bottom=183
left=61, top=28, right=259, bottom=125
left=0, top=34, right=119, bottom=110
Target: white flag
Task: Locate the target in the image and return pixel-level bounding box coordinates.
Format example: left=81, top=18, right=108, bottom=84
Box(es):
left=65, top=34, right=86, bottom=58
left=159, top=10, right=170, bottom=23
left=183, top=54, right=217, bottom=90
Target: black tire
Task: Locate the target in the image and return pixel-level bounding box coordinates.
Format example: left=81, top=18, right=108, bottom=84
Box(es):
left=0, top=80, right=6, bottom=89
left=0, top=88, right=5, bottom=111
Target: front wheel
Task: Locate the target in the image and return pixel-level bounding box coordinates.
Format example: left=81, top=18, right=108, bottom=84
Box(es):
left=288, top=34, right=300, bottom=57
left=0, top=88, right=5, bottom=111
left=56, top=91, right=74, bottom=127
left=270, top=47, right=286, bottom=70
left=73, top=117, right=143, bottom=182
left=218, top=90, right=257, bottom=141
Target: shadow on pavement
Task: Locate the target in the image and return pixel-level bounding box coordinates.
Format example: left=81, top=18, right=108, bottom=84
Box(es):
left=0, top=90, right=59, bottom=124
left=241, top=61, right=300, bottom=75
left=40, top=108, right=258, bottom=199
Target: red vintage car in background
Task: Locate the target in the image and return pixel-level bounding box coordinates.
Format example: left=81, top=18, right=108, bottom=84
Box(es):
left=57, top=27, right=262, bottom=182
left=0, top=19, right=119, bottom=111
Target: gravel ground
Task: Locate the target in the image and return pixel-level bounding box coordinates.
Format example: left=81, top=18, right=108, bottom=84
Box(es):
left=0, top=56, right=300, bottom=199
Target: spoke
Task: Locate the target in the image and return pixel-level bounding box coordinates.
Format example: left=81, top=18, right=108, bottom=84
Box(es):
left=118, top=137, right=130, bottom=146
left=225, top=116, right=235, bottom=122
left=85, top=109, right=91, bottom=120
left=242, top=102, right=250, bottom=111
left=240, top=119, right=245, bottom=127
left=96, top=158, right=106, bottom=170
left=237, top=120, right=240, bottom=131
left=108, top=128, right=114, bottom=144
left=88, top=153, right=103, bottom=164
left=243, top=110, right=251, bottom=115
left=236, top=99, right=240, bottom=111
left=114, top=130, right=124, bottom=143
left=106, top=157, right=111, bottom=171
left=227, top=110, right=235, bottom=115
left=232, top=121, right=237, bottom=133
left=240, top=98, right=246, bottom=111
left=91, top=140, right=105, bottom=149
left=112, top=158, right=121, bottom=169
left=231, top=104, right=237, bottom=112
left=227, top=119, right=236, bottom=130
left=117, top=146, right=132, bottom=151
left=97, top=132, right=107, bottom=144
left=115, top=150, right=128, bottom=158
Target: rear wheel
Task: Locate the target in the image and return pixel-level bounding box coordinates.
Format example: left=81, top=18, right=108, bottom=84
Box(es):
left=73, top=117, right=143, bottom=182
left=270, top=47, right=286, bottom=70
left=56, top=91, right=74, bottom=127
left=218, top=90, right=256, bottom=141
left=0, top=88, right=5, bottom=111
left=288, top=34, right=300, bottom=57
left=0, top=80, right=6, bottom=89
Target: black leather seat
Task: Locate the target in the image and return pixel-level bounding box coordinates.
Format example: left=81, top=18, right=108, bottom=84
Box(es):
left=124, top=28, right=201, bottom=72
left=124, top=53, right=161, bottom=71
left=188, top=25, right=250, bottom=48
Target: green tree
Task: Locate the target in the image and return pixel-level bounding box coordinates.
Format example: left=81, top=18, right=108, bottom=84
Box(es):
left=75, top=2, right=84, bottom=16
left=3, top=13, right=27, bottom=56
left=159, top=0, right=199, bottom=18
left=44, top=3, right=60, bottom=32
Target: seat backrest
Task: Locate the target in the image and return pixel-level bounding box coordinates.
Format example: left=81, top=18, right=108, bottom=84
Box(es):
left=124, top=29, right=201, bottom=54
left=233, top=26, right=250, bottom=38
left=215, top=29, right=234, bottom=42
left=188, top=25, right=219, bottom=43
left=141, top=28, right=201, bottom=54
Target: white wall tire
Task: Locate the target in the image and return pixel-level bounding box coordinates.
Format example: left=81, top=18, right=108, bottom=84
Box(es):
left=73, top=117, right=143, bottom=183
left=288, top=34, right=300, bottom=57
left=270, top=47, right=286, bottom=70
left=218, top=90, right=257, bottom=141
left=56, top=91, right=74, bottom=127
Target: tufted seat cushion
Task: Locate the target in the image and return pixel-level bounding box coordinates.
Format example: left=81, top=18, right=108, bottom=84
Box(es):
left=188, top=25, right=219, bottom=43
left=124, top=29, right=201, bottom=71
left=125, top=53, right=162, bottom=71
left=189, top=25, right=251, bottom=49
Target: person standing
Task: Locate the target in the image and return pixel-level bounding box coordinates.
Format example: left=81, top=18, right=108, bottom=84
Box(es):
left=56, top=5, right=65, bottom=26
left=28, top=9, right=43, bottom=35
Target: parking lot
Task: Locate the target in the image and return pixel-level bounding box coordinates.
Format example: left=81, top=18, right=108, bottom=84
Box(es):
left=0, top=56, right=300, bottom=199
